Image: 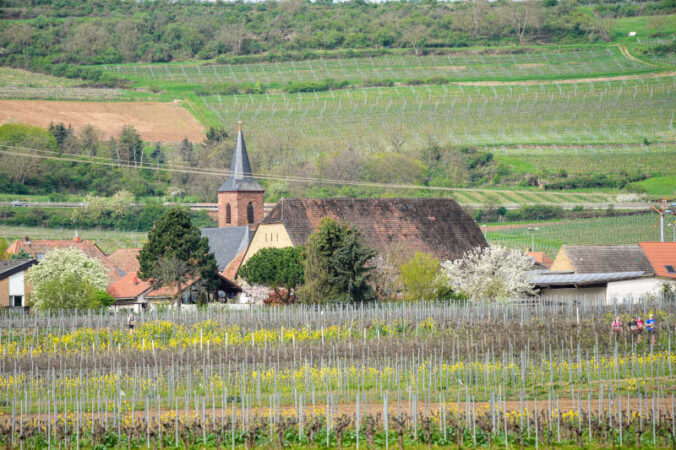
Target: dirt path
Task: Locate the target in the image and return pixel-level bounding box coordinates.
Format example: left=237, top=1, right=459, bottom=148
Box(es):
left=454, top=70, right=674, bottom=87
left=617, top=44, right=657, bottom=67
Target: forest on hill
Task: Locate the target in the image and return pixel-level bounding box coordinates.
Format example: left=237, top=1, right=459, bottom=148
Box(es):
left=1, top=0, right=673, bottom=76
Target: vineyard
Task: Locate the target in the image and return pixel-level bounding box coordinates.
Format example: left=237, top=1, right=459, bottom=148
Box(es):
left=100, top=46, right=656, bottom=85
left=0, top=299, right=674, bottom=448
left=486, top=213, right=665, bottom=257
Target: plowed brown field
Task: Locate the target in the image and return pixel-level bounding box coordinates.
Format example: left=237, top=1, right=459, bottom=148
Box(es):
left=0, top=100, right=204, bottom=142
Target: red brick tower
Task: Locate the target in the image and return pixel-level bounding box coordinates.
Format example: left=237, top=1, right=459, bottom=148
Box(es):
left=217, top=122, right=264, bottom=230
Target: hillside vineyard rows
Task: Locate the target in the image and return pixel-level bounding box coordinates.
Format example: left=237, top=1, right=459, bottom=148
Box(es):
left=1, top=301, right=675, bottom=448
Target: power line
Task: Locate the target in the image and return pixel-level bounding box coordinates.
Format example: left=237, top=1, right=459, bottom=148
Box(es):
left=0, top=143, right=613, bottom=198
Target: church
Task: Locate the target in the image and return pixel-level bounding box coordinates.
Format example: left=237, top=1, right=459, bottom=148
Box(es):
left=204, top=124, right=487, bottom=283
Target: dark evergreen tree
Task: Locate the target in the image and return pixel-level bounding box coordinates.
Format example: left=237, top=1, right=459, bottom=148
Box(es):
left=137, top=208, right=218, bottom=309
left=332, top=231, right=376, bottom=303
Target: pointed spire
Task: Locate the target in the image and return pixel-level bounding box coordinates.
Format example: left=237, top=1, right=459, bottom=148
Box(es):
left=217, top=123, right=264, bottom=192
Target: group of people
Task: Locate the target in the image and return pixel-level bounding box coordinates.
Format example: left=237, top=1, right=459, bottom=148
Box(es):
left=612, top=314, right=656, bottom=343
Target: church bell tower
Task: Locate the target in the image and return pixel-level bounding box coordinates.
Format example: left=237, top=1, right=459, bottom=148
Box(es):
left=217, top=122, right=264, bottom=230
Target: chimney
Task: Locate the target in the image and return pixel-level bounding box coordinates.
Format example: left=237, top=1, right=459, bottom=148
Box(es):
left=73, top=230, right=81, bottom=243
left=24, top=235, right=31, bottom=247
left=132, top=275, right=138, bottom=285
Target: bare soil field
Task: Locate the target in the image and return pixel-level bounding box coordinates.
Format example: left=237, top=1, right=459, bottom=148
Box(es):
left=0, top=100, right=205, bottom=142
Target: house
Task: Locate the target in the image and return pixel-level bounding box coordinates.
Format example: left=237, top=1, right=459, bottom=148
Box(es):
left=0, top=259, right=37, bottom=309
left=238, top=197, right=487, bottom=269
left=639, top=242, right=676, bottom=279
left=532, top=271, right=652, bottom=304
left=550, top=245, right=655, bottom=274
left=107, top=272, right=153, bottom=313
left=7, top=235, right=124, bottom=285
left=144, top=273, right=241, bottom=306
left=107, top=248, right=141, bottom=275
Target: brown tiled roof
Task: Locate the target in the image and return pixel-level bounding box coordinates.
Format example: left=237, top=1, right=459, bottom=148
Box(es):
left=526, top=251, right=553, bottom=269
left=107, top=272, right=152, bottom=300
left=108, top=248, right=141, bottom=275
left=562, top=245, right=655, bottom=274
left=146, top=278, right=199, bottom=299
left=223, top=250, right=246, bottom=281
left=261, top=198, right=487, bottom=261
left=7, top=238, right=123, bottom=285
left=639, top=242, right=676, bottom=279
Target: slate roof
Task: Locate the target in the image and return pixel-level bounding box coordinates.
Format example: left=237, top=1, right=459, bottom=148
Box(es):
left=561, top=245, right=655, bottom=274
left=7, top=238, right=123, bottom=284
left=108, top=248, right=141, bottom=276
left=217, top=124, right=264, bottom=192
left=261, top=198, right=487, bottom=261
left=200, top=226, right=251, bottom=271
left=639, top=242, right=676, bottom=279
left=532, top=271, right=646, bottom=287
left=0, top=259, right=37, bottom=280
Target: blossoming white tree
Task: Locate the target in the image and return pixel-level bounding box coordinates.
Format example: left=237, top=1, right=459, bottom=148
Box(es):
left=27, top=248, right=108, bottom=310
left=440, top=245, right=535, bottom=302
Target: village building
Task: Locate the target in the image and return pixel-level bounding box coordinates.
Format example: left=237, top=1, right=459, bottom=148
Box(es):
left=537, top=243, right=676, bottom=304
left=550, top=244, right=655, bottom=274
left=0, top=259, right=37, bottom=309
left=7, top=235, right=124, bottom=285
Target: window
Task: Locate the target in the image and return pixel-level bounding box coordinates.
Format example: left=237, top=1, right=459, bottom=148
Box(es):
left=225, top=203, right=231, bottom=224
left=666, top=265, right=676, bottom=274
left=10, top=295, right=23, bottom=308
left=247, top=202, right=254, bottom=224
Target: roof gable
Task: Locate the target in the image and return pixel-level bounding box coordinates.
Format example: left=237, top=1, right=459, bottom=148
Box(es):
left=0, top=259, right=37, bottom=280
left=107, top=272, right=152, bottom=299
left=108, top=248, right=141, bottom=276
left=639, top=242, right=676, bottom=279
left=561, top=245, right=655, bottom=274
left=262, top=198, right=487, bottom=261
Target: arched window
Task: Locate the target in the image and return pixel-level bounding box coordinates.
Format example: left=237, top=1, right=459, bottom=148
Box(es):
left=225, top=203, right=231, bottom=224
left=247, top=202, right=255, bottom=224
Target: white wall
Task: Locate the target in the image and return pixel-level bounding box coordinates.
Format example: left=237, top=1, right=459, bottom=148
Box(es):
left=8, top=271, right=24, bottom=297
left=607, top=278, right=676, bottom=304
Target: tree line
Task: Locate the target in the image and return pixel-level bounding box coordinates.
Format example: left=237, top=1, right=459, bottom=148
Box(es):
left=1, top=0, right=671, bottom=71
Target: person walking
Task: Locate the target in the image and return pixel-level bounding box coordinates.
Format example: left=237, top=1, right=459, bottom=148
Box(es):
left=646, top=314, right=656, bottom=345
left=127, top=312, right=136, bottom=333
left=636, top=316, right=644, bottom=343
left=612, top=316, right=623, bottom=334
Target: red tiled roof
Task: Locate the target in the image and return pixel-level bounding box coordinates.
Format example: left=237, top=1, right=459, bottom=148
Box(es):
left=146, top=278, right=200, bottom=299
left=639, top=242, right=676, bottom=279
left=527, top=251, right=553, bottom=269
left=7, top=238, right=122, bottom=285
left=107, top=272, right=152, bottom=300
left=223, top=250, right=246, bottom=281
left=108, top=248, right=141, bottom=275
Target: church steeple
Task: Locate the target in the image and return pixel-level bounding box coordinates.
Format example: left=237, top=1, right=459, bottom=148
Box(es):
left=217, top=122, right=264, bottom=229
left=217, top=122, right=264, bottom=193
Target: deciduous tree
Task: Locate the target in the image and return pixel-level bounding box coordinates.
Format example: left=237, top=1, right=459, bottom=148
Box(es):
left=27, top=248, right=109, bottom=311
left=238, top=247, right=304, bottom=303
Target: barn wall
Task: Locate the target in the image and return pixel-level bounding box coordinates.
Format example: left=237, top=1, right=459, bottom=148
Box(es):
left=242, top=223, right=294, bottom=265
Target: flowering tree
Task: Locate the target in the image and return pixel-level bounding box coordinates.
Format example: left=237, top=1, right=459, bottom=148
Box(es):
left=440, top=245, right=535, bottom=302
left=27, top=248, right=109, bottom=310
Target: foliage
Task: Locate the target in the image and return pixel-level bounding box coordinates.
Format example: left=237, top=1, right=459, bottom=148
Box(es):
left=9, top=249, right=33, bottom=260
left=440, top=245, right=535, bottom=302
left=137, top=208, right=218, bottom=309
left=0, top=237, right=8, bottom=261
left=298, top=218, right=375, bottom=304
left=238, top=247, right=304, bottom=304
left=26, top=248, right=108, bottom=311
left=331, top=231, right=376, bottom=303
left=399, top=252, right=447, bottom=302
left=71, top=190, right=135, bottom=224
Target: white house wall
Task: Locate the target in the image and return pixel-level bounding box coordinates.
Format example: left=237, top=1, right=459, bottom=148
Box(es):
left=607, top=278, right=676, bottom=304
left=539, top=286, right=606, bottom=305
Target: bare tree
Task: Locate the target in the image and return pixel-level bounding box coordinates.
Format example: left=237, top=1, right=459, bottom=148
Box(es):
left=218, top=24, right=250, bottom=55
left=402, top=24, right=427, bottom=57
